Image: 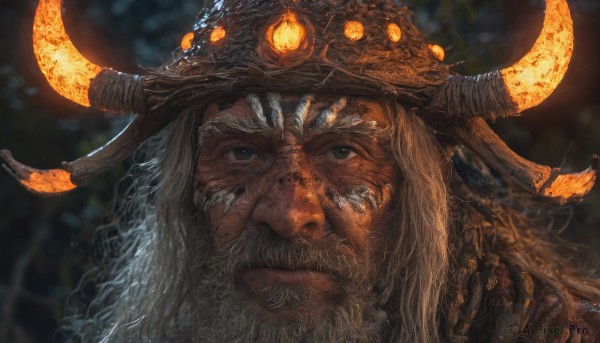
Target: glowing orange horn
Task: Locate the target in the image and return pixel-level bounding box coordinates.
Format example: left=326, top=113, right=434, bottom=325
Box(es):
left=0, top=150, right=78, bottom=195
left=0, top=115, right=166, bottom=196
left=500, top=0, right=573, bottom=112
left=457, top=118, right=597, bottom=205
left=430, top=0, right=574, bottom=119
left=33, top=0, right=146, bottom=113
left=33, top=0, right=102, bottom=107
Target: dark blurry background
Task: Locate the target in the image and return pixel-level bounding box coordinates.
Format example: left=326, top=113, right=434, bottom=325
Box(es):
left=0, top=0, right=599, bottom=341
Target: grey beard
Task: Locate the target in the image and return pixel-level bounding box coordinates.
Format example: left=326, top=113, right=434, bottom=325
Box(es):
left=183, top=233, right=388, bottom=343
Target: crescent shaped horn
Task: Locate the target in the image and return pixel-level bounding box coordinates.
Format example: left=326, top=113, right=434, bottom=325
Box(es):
left=34, top=0, right=147, bottom=113
left=456, top=118, right=597, bottom=205
left=501, top=0, right=573, bottom=112
left=0, top=115, right=166, bottom=196
left=429, top=0, right=574, bottom=119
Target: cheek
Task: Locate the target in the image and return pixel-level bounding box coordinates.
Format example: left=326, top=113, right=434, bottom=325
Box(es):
left=208, top=191, right=256, bottom=248
left=319, top=158, right=395, bottom=216
left=196, top=148, right=398, bottom=250
left=319, top=176, right=396, bottom=253
left=368, top=199, right=400, bottom=262
left=195, top=163, right=263, bottom=249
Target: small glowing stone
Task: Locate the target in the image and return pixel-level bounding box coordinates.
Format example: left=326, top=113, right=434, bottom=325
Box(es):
left=429, top=44, right=445, bottom=61
left=344, top=21, right=364, bottom=41
left=269, top=11, right=306, bottom=54
left=181, top=32, right=195, bottom=50
left=387, top=23, right=402, bottom=42
left=210, top=26, right=226, bottom=43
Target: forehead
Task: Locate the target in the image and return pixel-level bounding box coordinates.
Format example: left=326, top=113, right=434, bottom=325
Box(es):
left=201, top=94, right=389, bottom=128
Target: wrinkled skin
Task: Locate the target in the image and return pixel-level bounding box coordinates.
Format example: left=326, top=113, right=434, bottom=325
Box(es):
left=195, top=94, right=398, bottom=321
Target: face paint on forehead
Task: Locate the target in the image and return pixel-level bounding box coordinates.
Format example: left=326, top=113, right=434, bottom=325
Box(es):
left=293, top=94, right=314, bottom=137
left=313, top=97, right=348, bottom=129
left=242, top=93, right=379, bottom=133
left=200, top=93, right=389, bottom=152
left=245, top=93, right=269, bottom=128
left=266, top=93, right=284, bottom=136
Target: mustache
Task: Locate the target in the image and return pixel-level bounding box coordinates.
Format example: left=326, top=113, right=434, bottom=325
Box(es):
left=202, top=234, right=372, bottom=283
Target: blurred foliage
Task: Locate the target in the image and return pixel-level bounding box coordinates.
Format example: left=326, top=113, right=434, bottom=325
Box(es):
left=0, top=0, right=599, bottom=341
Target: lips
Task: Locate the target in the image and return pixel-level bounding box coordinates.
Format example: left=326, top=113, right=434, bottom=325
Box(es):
left=240, top=266, right=335, bottom=287
left=250, top=267, right=331, bottom=283
left=237, top=267, right=337, bottom=316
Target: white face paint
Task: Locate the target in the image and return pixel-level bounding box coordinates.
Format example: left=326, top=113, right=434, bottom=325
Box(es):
left=198, top=93, right=392, bottom=218
left=313, top=96, right=348, bottom=129
left=293, top=94, right=314, bottom=136
left=244, top=93, right=350, bottom=136
left=245, top=93, right=269, bottom=128
left=267, top=93, right=284, bottom=139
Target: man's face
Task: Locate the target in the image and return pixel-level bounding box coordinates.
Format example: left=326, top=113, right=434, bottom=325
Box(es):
left=194, top=94, right=397, bottom=326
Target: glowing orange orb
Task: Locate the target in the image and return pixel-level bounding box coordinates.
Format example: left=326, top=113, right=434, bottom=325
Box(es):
left=180, top=32, right=195, bottom=50
left=269, top=11, right=306, bottom=54
left=344, top=21, right=364, bottom=41
left=387, top=23, right=402, bottom=42
left=428, top=44, right=445, bottom=61
left=33, top=0, right=102, bottom=107
left=210, top=26, right=226, bottom=43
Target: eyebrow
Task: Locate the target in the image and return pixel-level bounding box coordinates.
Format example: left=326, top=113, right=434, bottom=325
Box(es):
left=306, top=98, right=387, bottom=138
left=198, top=94, right=388, bottom=145
left=306, top=115, right=387, bottom=139
left=312, top=97, right=348, bottom=129
left=198, top=114, right=274, bottom=145
left=198, top=115, right=385, bottom=149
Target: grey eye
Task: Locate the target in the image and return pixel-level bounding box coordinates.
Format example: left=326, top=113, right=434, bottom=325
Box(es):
left=229, top=147, right=256, bottom=161
left=329, top=147, right=357, bottom=160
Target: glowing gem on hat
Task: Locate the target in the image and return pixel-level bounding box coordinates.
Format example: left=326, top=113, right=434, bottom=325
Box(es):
left=181, top=32, right=195, bottom=50
left=210, top=26, right=226, bottom=43
left=429, top=44, right=445, bottom=61
left=269, top=11, right=306, bottom=54
left=344, top=21, right=364, bottom=41
left=387, top=23, right=402, bottom=42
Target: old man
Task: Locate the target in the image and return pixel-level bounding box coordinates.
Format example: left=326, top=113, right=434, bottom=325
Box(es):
left=2, top=0, right=600, bottom=341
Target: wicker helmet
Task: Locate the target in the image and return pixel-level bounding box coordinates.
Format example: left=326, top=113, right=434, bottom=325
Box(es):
left=1, top=0, right=597, bottom=204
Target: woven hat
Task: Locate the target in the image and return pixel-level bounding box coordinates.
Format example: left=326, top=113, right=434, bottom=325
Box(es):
left=0, top=0, right=597, bottom=204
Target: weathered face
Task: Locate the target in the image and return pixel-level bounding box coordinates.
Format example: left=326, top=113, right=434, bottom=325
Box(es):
left=194, top=94, right=398, bottom=323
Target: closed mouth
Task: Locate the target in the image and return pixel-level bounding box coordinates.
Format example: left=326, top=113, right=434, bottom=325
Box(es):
left=241, top=266, right=333, bottom=284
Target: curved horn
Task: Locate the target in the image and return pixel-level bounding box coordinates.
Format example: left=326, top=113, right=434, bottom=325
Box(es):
left=0, top=115, right=166, bottom=196
left=455, top=118, right=597, bottom=205
left=430, top=0, right=574, bottom=119
left=34, top=0, right=146, bottom=113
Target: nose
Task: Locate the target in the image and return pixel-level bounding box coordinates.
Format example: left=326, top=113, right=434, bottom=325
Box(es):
left=251, top=173, right=326, bottom=241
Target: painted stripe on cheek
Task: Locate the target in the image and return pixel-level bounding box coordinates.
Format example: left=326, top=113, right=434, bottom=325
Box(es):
left=346, top=185, right=378, bottom=213
left=328, top=185, right=380, bottom=213
left=202, top=189, right=238, bottom=214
